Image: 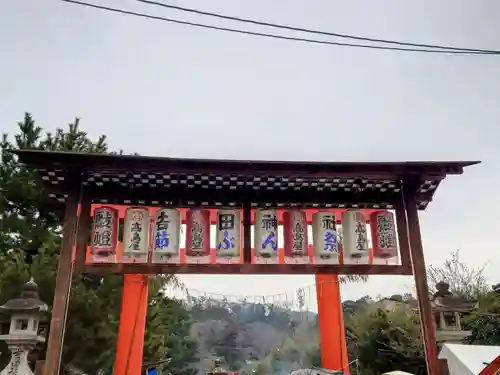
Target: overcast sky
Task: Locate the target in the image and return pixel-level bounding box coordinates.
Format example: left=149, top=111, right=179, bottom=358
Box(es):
left=2, top=0, right=500, bottom=307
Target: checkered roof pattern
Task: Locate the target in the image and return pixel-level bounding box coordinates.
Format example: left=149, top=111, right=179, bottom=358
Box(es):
left=39, top=169, right=440, bottom=209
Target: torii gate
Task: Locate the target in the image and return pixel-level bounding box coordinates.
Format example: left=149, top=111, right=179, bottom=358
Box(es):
left=10, top=149, right=478, bottom=375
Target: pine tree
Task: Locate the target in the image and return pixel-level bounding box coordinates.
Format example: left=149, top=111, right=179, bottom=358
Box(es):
left=0, top=113, right=197, bottom=374
left=147, top=297, right=199, bottom=375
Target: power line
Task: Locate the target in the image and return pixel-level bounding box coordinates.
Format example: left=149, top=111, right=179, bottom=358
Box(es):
left=61, top=0, right=497, bottom=55
left=135, top=0, right=500, bottom=55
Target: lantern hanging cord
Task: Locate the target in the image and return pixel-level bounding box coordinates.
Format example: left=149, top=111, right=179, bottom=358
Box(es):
left=60, top=0, right=498, bottom=55
left=179, top=278, right=359, bottom=303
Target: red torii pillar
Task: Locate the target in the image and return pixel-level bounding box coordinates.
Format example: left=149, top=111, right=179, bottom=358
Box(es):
left=113, top=274, right=149, bottom=375
left=315, top=275, right=349, bottom=372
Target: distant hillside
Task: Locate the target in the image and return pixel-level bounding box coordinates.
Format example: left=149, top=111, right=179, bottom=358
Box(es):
left=186, top=296, right=382, bottom=374
left=186, top=299, right=318, bottom=373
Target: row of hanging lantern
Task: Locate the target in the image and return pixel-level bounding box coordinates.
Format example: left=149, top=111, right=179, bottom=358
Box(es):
left=90, top=207, right=399, bottom=265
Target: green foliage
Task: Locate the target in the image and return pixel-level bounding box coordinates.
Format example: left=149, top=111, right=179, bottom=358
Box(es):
left=0, top=113, right=198, bottom=375
left=343, top=295, right=373, bottom=317
left=147, top=297, right=199, bottom=375
left=0, top=114, right=109, bottom=264
left=347, top=304, right=426, bottom=375
left=297, top=296, right=428, bottom=375
left=464, top=291, right=500, bottom=345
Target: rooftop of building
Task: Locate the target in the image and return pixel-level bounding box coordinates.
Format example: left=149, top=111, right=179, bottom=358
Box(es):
left=9, top=149, right=479, bottom=210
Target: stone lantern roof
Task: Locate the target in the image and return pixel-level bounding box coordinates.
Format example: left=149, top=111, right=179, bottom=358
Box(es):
left=0, top=278, right=48, bottom=314
left=431, top=281, right=477, bottom=312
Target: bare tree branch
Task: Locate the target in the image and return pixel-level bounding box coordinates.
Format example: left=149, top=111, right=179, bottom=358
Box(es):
left=426, top=250, right=490, bottom=300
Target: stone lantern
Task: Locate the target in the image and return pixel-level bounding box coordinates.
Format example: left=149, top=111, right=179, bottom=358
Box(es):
left=431, top=281, right=476, bottom=343
left=0, top=278, right=48, bottom=375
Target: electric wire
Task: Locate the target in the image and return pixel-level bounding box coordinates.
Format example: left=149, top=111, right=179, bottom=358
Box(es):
left=61, top=0, right=497, bottom=55
left=135, top=0, right=500, bottom=54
